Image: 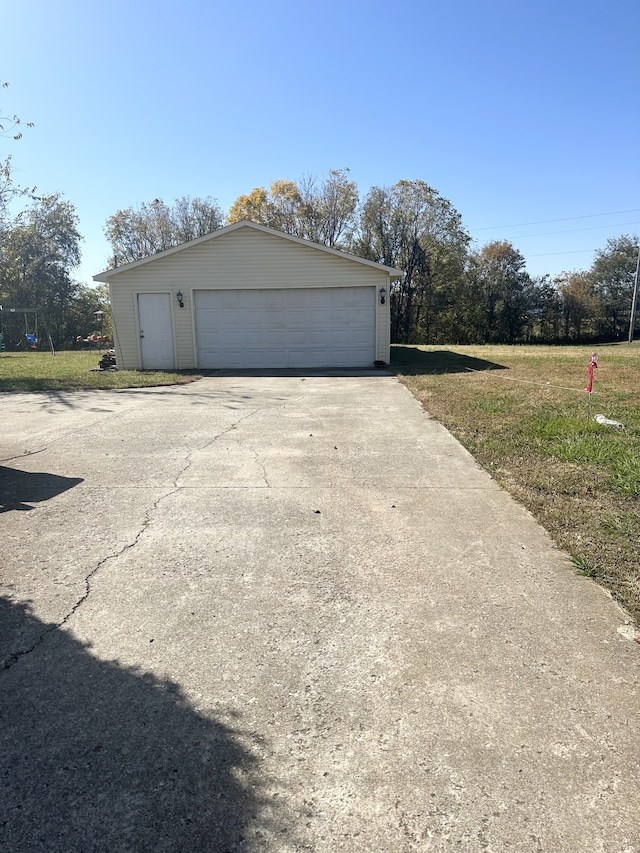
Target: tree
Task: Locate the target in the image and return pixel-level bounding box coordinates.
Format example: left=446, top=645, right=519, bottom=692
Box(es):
left=1, top=82, right=35, bottom=221
left=469, top=241, right=532, bottom=343
left=227, top=169, right=358, bottom=249
left=353, top=180, right=470, bottom=343
left=66, top=282, right=111, bottom=341
left=526, top=275, right=563, bottom=342
left=104, top=196, right=224, bottom=265
left=556, top=271, right=603, bottom=341
left=227, top=187, right=274, bottom=227
left=297, top=169, right=358, bottom=247
left=589, top=234, right=639, bottom=340
left=0, top=193, right=83, bottom=347
left=227, top=180, right=307, bottom=236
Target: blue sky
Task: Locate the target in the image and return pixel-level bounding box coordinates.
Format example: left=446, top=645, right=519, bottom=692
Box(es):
left=3, top=0, right=639, bottom=285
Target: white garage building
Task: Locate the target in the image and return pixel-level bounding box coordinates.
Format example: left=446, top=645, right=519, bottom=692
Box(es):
left=93, top=221, right=402, bottom=371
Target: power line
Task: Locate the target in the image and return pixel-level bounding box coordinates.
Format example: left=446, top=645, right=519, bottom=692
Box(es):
left=526, top=249, right=597, bottom=258
left=469, top=208, right=640, bottom=232
left=511, top=220, right=640, bottom=239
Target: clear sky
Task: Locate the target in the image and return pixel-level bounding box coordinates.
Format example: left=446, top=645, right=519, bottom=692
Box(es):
left=3, top=0, right=639, bottom=285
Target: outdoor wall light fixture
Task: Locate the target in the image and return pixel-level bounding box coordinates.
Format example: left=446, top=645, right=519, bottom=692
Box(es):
left=176, top=290, right=184, bottom=308
left=379, top=287, right=386, bottom=305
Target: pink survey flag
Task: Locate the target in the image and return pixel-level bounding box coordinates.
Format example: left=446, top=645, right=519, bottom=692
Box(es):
left=586, top=352, right=598, bottom=393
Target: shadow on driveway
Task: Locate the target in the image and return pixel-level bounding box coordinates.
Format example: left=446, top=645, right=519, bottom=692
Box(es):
left=0, top=466, right=84, bottom=513
left=0, top=597, right=275, bottom=852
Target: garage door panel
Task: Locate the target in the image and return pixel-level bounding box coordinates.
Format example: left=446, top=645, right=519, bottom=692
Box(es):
left=263, top=292, right=285, bottom=309
left=333, top=330, right=355, bottom=346
left=209, top=292, right=238, bottom=309
left=285, top=308, right=306, bottom=324
left=286, top=329, right=307, bottom=346
left=263, top=329, right=282, bottom=347
left=264, top=310, right=285, bottom=328
left=305, top=329, right=327, bottom=346
left=195, top=287, right=375, bottom=369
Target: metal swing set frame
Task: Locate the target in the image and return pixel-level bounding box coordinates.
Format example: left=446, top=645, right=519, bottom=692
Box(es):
left=0, top=306, right=56, bottom=355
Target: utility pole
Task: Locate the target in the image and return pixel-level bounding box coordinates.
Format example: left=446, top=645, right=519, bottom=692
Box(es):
left=629, top=243, right=640, bottom=343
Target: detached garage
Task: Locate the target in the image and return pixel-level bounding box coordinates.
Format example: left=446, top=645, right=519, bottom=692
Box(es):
left=93, top=220, right=402, bottom=371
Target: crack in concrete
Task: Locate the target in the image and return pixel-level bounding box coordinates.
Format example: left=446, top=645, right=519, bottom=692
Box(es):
left=172, top=406, right=263, bottom=487
left=1, top=447, right=49, bottom=464
left=2, top=406, right=265, bottom=673
left=1, top=402, right=146, bottom=464
left=254, top=451, right=271, bottom=488
left=282, top=387, right=309, bottom=409
left=222, top=410, right=271, bottom=488
left=0, top=491, right=171, bottom=674
left=203, top=407, right=262, bottom=447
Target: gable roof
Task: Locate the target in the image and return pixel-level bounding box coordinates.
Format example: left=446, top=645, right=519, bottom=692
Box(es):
left=93, top=219, right=403, bottom=282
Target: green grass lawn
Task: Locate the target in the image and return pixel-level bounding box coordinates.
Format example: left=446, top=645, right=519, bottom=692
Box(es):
left=0, top=350, right=202, bottom=392
left=393, top=342, right=640, bottom=624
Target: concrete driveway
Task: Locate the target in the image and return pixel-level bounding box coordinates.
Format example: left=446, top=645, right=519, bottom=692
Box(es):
left=1, top=375, right=638, bottom=852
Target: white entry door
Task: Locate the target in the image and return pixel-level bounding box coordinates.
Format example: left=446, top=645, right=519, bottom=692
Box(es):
left=138, top=293, right=175, bottom=369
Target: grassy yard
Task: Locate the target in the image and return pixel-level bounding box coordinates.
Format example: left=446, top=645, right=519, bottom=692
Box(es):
left=0, top=350, right=202, bottom=392
left=393, top=342, right=640, bottom=624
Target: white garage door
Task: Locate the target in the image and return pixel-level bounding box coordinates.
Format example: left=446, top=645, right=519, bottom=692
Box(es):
left=194, top=287, right=376, bottom=369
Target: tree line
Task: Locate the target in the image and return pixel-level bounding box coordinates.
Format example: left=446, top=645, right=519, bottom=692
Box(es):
left=1, top=92, right=637, bottom=352
left=106, top=171, right=639, bottom=346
